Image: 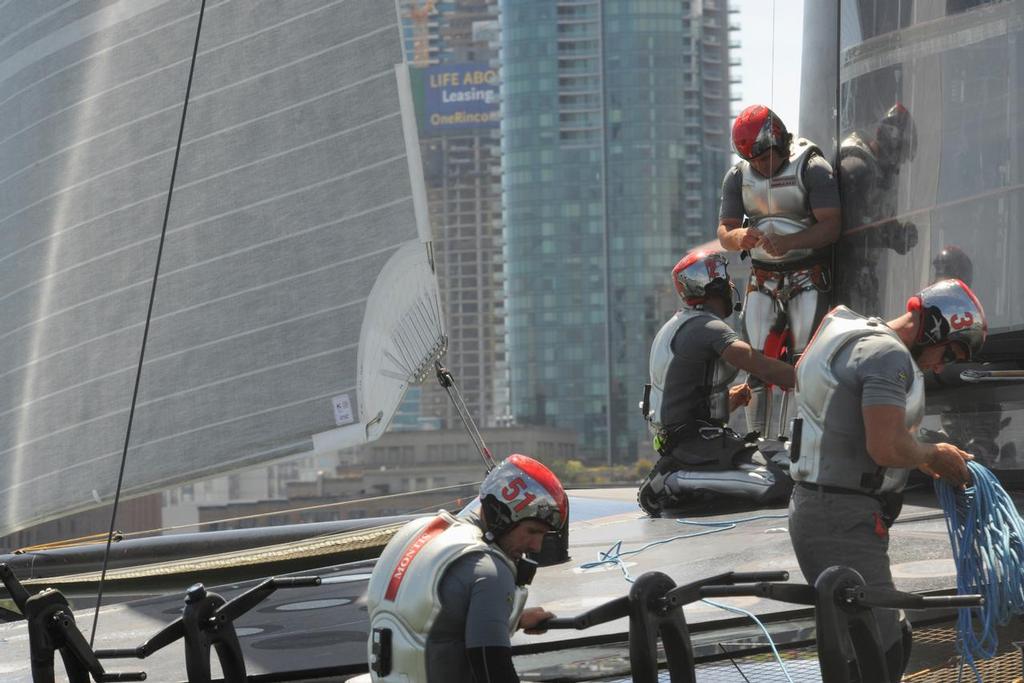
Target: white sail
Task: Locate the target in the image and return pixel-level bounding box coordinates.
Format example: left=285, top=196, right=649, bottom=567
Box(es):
left=0, top=0, right=443, bottom=536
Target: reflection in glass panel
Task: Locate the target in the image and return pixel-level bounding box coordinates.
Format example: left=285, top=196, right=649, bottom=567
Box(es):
left=808, top=0, right=1024, bottom=474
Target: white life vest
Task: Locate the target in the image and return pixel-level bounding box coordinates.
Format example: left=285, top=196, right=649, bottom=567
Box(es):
left=740, top=138, right=821, bottom=266
left=647, top=308, right=738, bottom=430
left=793, top=306, right=925, bottom=494
left=365, top=511, right=527, bottom=682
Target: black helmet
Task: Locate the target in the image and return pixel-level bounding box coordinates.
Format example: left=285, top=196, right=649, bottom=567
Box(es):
left=932, top=245, right=973, bottom=286
left=875, top=103, right=917, bottom=169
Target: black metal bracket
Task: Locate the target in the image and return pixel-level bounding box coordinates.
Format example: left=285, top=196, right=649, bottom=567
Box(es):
left=95, top=575, right=321, bottom=683
left=540, top=570, right=791, bottom=683
left=701, top=566, right=983, bottom=682
left=0, top=563, right=146, bottom=683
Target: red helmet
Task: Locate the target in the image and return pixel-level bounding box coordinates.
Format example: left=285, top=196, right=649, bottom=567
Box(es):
left=732, top=104, right=790, bottom=160
left=479, top=454, right=568, bottom=539
left=673, top=250, right=731, bottom=307
left=907, top=279, right=987, bottom=360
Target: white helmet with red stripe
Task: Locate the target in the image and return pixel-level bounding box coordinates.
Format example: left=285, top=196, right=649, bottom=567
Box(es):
left=672, top=250, right=732, bottom=309
left=479, top=454, right=568, bottom=539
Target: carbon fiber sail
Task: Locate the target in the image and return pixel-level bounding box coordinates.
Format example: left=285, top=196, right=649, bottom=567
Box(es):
left=0, top=0, right=442, bottom=536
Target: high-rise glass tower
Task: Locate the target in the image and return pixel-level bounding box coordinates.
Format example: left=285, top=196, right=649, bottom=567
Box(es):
left=500, top=0, right=734, bottom=461
left=400, top=0, right=509, bottom=429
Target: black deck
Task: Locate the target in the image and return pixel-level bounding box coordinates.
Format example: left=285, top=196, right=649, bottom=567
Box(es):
left=0, top=488, right=984, bottom=682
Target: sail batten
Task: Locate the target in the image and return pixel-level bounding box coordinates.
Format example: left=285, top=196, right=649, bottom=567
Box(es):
left=0, top=0, right=443, bottom=536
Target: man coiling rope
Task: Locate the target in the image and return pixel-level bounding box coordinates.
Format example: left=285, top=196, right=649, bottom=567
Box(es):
left=936, top=460, right=1024, bottom=680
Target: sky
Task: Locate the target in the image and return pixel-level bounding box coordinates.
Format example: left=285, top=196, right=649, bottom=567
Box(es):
left=732, top=0, right=805, bottom=133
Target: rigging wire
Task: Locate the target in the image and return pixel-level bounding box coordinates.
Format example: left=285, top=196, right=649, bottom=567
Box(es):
left=435, top=359, right=497, bottom=472
left=936, top=460, right=1024, bottom=682
left=88, top=0, right=208, bottom=646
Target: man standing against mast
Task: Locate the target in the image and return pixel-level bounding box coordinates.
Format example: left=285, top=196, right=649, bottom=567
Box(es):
left=717, top=104, right=841, bottom=436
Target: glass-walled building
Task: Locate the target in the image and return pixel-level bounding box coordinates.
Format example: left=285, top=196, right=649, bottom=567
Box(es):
left=500, top=0, right=734, bottom=462
left=803, top=0, right=1024, bottom=476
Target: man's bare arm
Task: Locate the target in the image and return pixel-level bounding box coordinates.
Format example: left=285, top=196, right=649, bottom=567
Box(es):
left=862, top=404, right=972, bottom=487
left=720, top=341, right=795, bottom=389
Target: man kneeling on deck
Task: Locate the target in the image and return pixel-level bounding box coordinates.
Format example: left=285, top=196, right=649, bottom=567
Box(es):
left=638, top=251, right=796, bottom=516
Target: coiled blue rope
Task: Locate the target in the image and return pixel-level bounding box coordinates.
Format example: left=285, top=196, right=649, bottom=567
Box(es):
left=936, top=460, right=1024, bottom=680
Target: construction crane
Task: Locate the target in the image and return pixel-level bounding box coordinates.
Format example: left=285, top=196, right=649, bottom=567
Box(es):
left=408, top=0, right=436, bottom=66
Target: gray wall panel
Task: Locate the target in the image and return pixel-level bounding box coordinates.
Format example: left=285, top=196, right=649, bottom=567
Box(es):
left=0, top=0, right=423, bottom=535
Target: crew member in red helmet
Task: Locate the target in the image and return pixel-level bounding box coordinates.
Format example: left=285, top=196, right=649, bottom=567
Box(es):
left=637, top=251, right=796, bottom=515
left=717, top=105, right=841, bottom=436
left=790, top=279, right=986, bottom=682
left=365, top=454, right=567, bottom=683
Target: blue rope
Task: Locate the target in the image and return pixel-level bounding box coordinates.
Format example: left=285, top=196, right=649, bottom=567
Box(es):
left=936, top=460, right=1024, bottom=681
left=579, top=513, right=789, bottom=582
left=579, top=513, right=793, bottom=679
left=701, top=598, right=796, bottom=683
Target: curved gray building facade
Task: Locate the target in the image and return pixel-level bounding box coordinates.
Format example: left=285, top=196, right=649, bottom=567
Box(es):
left=0, top=0, right=428, bottom=534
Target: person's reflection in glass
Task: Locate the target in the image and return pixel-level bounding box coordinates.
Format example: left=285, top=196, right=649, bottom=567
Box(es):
left=920, top=246, right=1015, bottom=468
left=932, top=245, right=974, bottom=287
left=838, top=104, right=920, bottom=315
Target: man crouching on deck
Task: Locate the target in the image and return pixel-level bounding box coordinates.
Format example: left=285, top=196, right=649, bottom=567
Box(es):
left=638, top=250, right=796, bottom=515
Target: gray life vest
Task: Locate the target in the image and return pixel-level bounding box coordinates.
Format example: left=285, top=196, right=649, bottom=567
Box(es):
left=647, top=308, right=739, bottom=431
left=793, top=306, right=925, bottom=494
left=365, top=511, right=527, bottom=682
left=740, top=138, right=821, bottom=266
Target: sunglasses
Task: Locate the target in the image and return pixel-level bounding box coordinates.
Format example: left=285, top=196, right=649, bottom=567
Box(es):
left=940, top=343, right=967, bottom=365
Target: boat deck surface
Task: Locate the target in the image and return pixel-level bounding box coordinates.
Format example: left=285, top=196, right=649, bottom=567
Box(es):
left=0, top=486, right=977, bottom=682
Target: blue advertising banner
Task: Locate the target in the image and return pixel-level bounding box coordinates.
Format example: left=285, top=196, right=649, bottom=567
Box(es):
left=419, top=62, right=499, bottom=134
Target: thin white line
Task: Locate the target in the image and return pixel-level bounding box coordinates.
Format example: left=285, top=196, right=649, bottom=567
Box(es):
left=0, top=67, right=392, bottom=206
left=0, top=298, right=367, bottom=421
left=160, top=196, right=411, bottom=278
left=1, top=387, right=357, bottom=495
left=189, top=23, right=396, bottom=104
left=0, top=345, right=356, bottom=460
left=182, top=68, right=393, bottom=148
left=0, top=146, right=176, bottom=232
left=0, top=235, right=399, bottom=362
left=0, top=2, right=372, bottom=190
left=147, top=242, right=400, bottom=324
left=0, top=157, right=407, bottom=344
left=0, top=0, right=78, bottom=52
left=0, top=8, right=390, bottom=160
left=0, top=68, right=395, bottom=273
left=0, top=7, right=202, bottom=112
left=174, top=112, right=401, bottom=190
left=0, top=54, right=189, bottom=153
left=163, top=153, right=407, bottom=238
left=0, top=192, right=165, bottom=270
left=0, top=192, right=406, bottom=319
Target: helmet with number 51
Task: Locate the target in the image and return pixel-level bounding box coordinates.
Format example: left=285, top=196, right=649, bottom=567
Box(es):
left=479, top=454, right=568, bottom=541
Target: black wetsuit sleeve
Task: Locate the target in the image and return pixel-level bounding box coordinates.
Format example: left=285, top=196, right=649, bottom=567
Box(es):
left=466, top=646, right=520, bottom=683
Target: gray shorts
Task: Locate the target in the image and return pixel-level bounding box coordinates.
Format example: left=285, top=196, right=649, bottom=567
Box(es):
left=788, top=484, right=903, bottom=649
